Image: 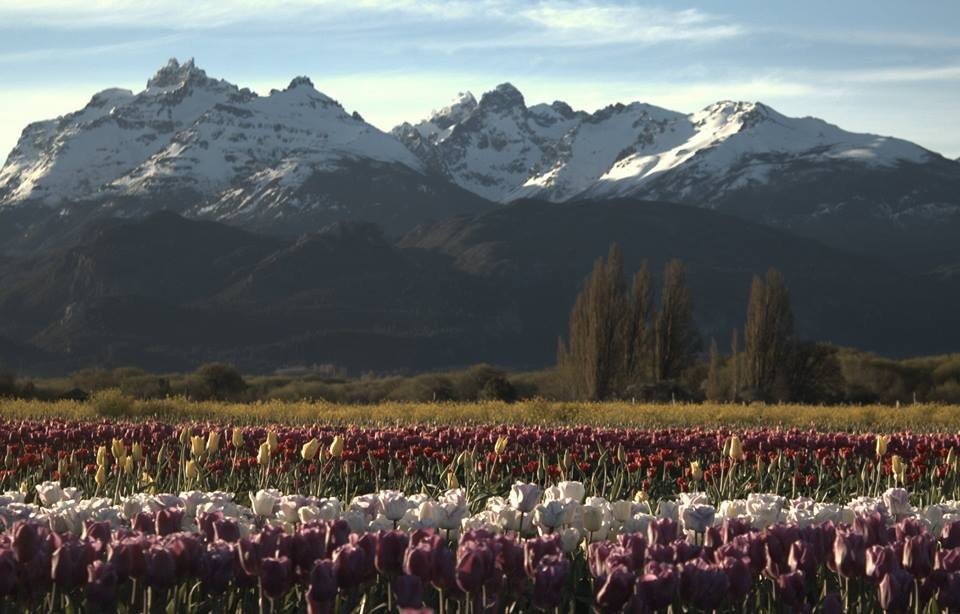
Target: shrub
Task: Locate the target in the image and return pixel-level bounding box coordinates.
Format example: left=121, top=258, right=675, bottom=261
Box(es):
left=90, top=389, right=135, bottom=418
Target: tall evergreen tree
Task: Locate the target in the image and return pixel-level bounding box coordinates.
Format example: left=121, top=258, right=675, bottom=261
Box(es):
left=653, top=259, right=701, bottom=382
left=743, top=268, right=795, bottom=400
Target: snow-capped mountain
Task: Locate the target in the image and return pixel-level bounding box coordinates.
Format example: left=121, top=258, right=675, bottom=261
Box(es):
left=0, top=59, right=488, bottom=240
left=395, top=86, right=942, bottom=206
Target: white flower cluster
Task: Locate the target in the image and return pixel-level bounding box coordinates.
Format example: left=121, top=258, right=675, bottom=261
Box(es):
left=5, top=481, right=960, bottom=542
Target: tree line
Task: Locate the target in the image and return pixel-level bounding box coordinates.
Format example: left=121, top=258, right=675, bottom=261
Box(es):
left=556, top=243, right=839, bottom=402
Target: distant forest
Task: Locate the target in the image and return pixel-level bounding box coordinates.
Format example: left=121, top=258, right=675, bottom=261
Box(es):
left=2, top=243, right=959, bottom=406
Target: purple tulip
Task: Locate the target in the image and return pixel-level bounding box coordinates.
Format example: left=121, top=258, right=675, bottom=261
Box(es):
left=820, top=592, right=843, bottom=614
left=879, top=568, right=914, bottom=612
left=86, top=561, right=118, bottom=608
left=430, top=546, right=458, bottom=593
left=894, top=517, right=925, bottom=542
left=214, top=518, right=241, bottom=543
left=350, top=533, right=378, bottom=584
left=393, top=574, right=424, bottom=608
left=855, top=511, right=888, bottom=546
left=144, top=544, right=177, bottom=591
left=596, top=566, right=636, bottom=613
left=455, top=544, right=495, bottom=594
left=259, top=556, right=293, bottom=600
left=903, top=534, right=936, bottom=578
left=237, top=537, right=262, bottom=577
left=938, top=572, right=960, bottom=610
left=493, top=534, right=526, bottom=593
left=198, top=511, right=223, bottom=542
left=637, top=562, right=678, bottom=610
left=307, top=559, right=337, bottom=606
left=531, top=555, right=569, bottom=610
left=166, top=533, right=204, bottom=579
left=833, top=530, right=866, bottom=578
left=776, top=570, right=806, bottom=608
left=523, top=534, right=562, bottom=578
left=787, top=541, right=817, bottom=579
left=107, top=537, right=148, bottom=580
left=198, top=543, right=235, bottom=594
left=588, top=541, right=615, bottom=578
left=866, top=545, right=899, bottom=581
left=719, top=556, right=752, bottom=603
left=938, top=548, right=960, bottom=573
left=83, top=520, right=113, bottom=552
left=403, top=541, right=436, bottom=582
left=326, top=519, right=351, bottom=556
left=51, top=540, right=94, bottom=591
left=671, top=539, right=701, bottom=564
left=616, top=533, right=647, bottom=571
left=132, top=511, right=156, bottom=535
left=763, top=525, right=800, bottom=578
left=12, top=521, right=40, bottom=563
left=156, top=508, right=184, bottom=536
left=292, top=525, right=328, bottom=576
left=333, top=543, right=368, bottom=591
left=680, top=559, right=729, bottom=611
left=647, top=518, right=679, bottom=546
left=375, top=531, right=409, bottom=576
left=942, top=521, right=960, bottom=549
left=0, top=549, right=16, bottom=597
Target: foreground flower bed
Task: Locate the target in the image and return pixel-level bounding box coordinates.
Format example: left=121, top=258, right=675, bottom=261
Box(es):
left=2, top=482, right=960, bottom=612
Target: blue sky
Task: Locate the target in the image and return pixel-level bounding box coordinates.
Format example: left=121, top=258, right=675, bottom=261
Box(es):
left=2, top=0, right=959, bottom=161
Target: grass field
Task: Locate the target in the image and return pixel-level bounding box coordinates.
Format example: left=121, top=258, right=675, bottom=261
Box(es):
left=2, top=392, right=959, bottom=431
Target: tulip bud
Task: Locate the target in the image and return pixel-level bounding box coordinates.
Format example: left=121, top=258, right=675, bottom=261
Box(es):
left=301, top=438, right=320, bottom=461
left=111, top=438, right=126, bottom=460
left=494, top=436, right=508, bottom=455
left=257, top=442, right=271, bottom=466
left=96, top=446, right=108, bottom=467
left=876, top=435, right=890, bottom=458
left=756, top=457, right=765, bottom=475
left=562, top=449, right=572, bottom=470
left=690, top=461, right=703, bottom=481
left=232, top=429, right=244, bottom=448
left=95, top=464, right=107, bottom=486
left=447, top=469, right=460, bottom=489
left=728, top=436, right=744, bottom=461
left=634, top=491, right=648, bottom=503
left=185, top=460, right=199, bottom=481
left=206, top=431, right=221, bottom=455
left=179, top=428, right=191, bottom=446
left=266, top=430, right=279, bottom=453
left=191, top=436, right=205, bottom=458
left=123, top=456, right=134, bottom=475
left=892, top=455, right=905, bottom=483
left=131, top=442, right=143, bottom=463
left=948, top=448, right=956, bottom=471
left=329, top=435, right=345, bottom=459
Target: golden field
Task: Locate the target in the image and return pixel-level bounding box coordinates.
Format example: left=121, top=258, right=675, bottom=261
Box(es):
left=1, top=391, right=959, bottom=430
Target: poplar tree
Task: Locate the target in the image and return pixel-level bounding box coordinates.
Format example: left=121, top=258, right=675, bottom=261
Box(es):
left=653, top=259, right=701, bottom=382
left=743, top=268, right=794, bottom=400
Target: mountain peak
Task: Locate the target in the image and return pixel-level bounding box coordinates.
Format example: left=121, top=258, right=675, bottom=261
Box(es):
left=479, top=82, right=525, bottom=111
left=146, top=57, right=209, bottom=92
left=286, top=76, right=315, bottom=90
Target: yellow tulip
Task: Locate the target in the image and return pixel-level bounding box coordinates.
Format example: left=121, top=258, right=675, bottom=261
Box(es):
left=123, top=455, right=134, bottom=475
left=257, top=442, right=271, bottom=466
left=266, top=430, right=279, bottom=453
left=892, top=455, right=905, bottom=482
left=131, top=442, right=143, bottom=463
left=191, top=436, right=205, bottom=457
left=633, top=490, right=649, bottom=503
left=690, top=461, right=703, bottom=481
left=494, top=436, right=508, bottom=455
left=206, top=431, right=221, bottom=455
left=728, top=436, right=744, bottom=462
left=95, top=464, right=107, bottom=486
left=876, top=435, right=890, bottom=457
left=179, top=428, right=191, bottom=446
left=111, top=438, right=126, bottom=460
left=329, top=435, right=345, bottom=459
left=232, top=429, right=244, bottom=448
left=185, top=460, right=199, bottom=481
left=96, top=446, right=108, bottom=467
left=447, top=469, right=460, bottom=489
left=301, top=438, right=320, bottom=461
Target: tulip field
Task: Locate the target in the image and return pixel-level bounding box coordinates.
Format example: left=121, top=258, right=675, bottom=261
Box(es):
left=2, top=402, right=960, bottom=612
